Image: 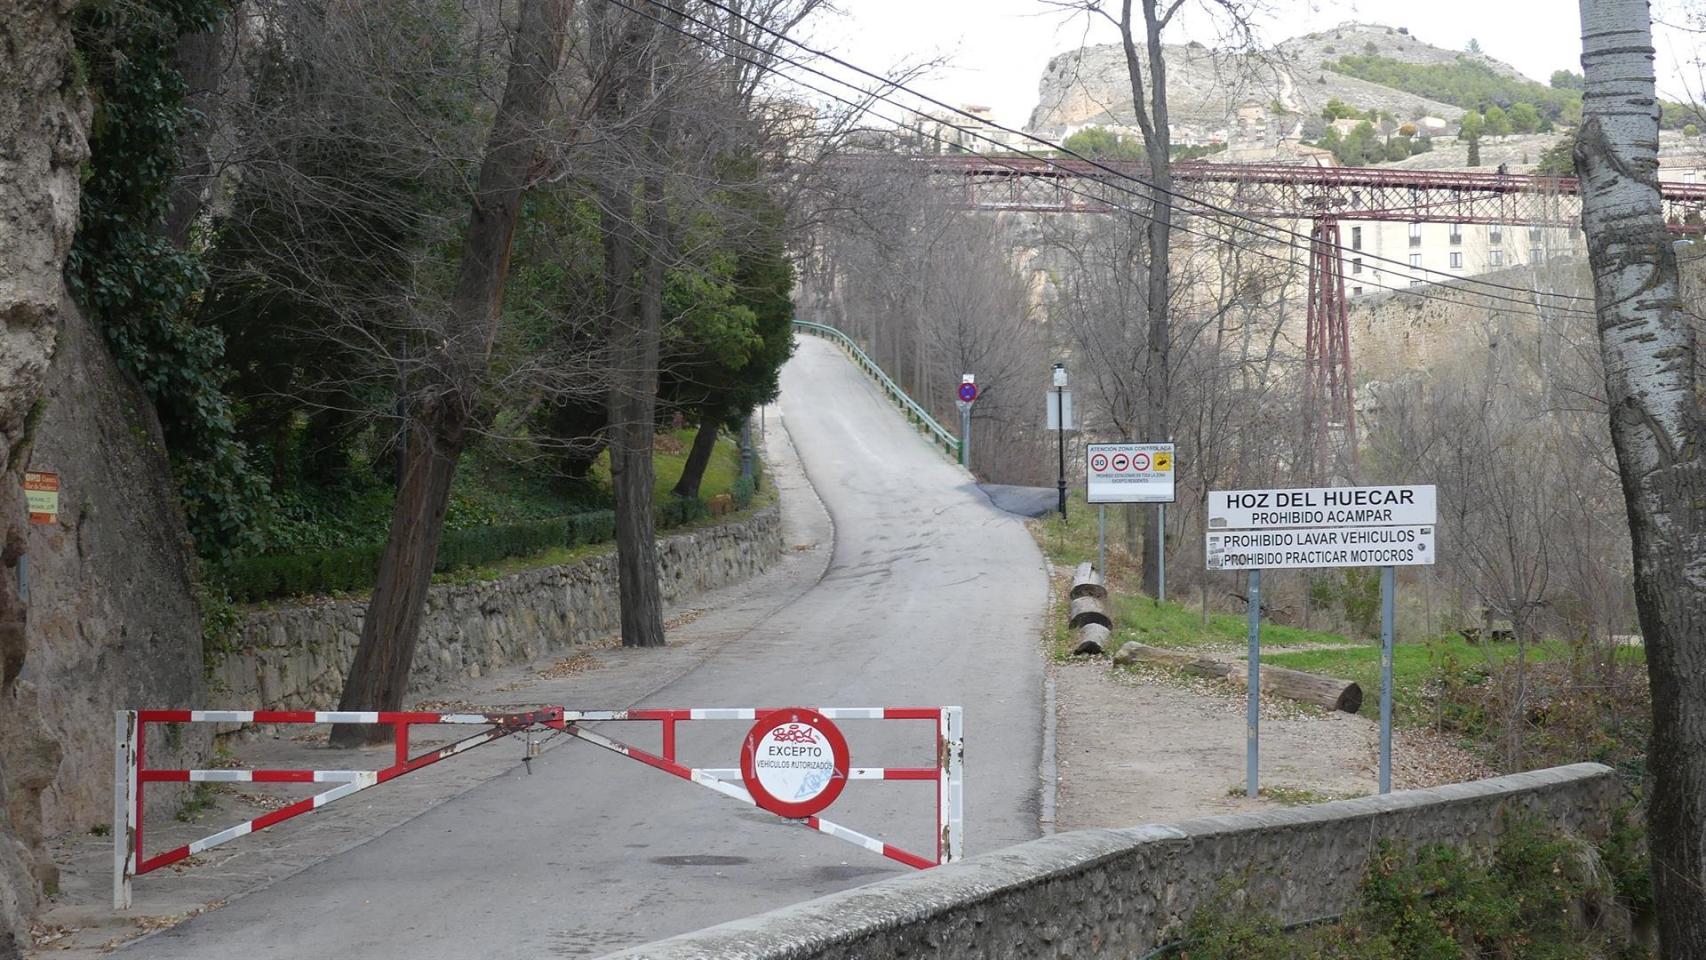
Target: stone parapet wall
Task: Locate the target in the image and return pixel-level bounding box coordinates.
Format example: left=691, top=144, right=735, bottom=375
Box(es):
left=211, top=504, right=782, bottom=712
left=607, top=764, right=1622, bottom=960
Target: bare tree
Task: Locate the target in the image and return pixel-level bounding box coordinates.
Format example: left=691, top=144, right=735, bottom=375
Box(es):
left=1578, top=0, right=1706, bottom=951
left=1053, top=0, right=1260, bottom=596
left=332, top=0, right=573, bottom=745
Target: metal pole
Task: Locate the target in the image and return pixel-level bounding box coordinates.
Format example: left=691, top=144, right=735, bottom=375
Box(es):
left=1056, top=385, right=1067, bottom=518
left=1379, top=565, right=1396, bottom=795
left=1246, top=568, right=1261, bottom=799
left=1098, top=505, right=1106, bottom=578
left=960, top=405, right=972, bottom=468
left=739, top=418, right=754, bottom=482
left=1156, top=503, right=1166, bottom=604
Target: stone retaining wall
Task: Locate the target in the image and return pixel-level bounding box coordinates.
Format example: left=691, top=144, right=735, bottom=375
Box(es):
left=607, top=764, right=1623, bottom=960
left=210, top=504, right=782, bottom=712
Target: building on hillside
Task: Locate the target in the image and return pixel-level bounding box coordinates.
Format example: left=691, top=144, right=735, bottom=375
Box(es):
left=900, top=105, right=1026, bottom=154
left=1340, top=217, right=1582, bottom=299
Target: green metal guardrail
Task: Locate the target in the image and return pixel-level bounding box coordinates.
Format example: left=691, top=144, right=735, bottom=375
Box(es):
left=792, top=319, right=961, bottom=461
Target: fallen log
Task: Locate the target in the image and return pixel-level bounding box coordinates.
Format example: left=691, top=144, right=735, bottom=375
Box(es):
left=1069, top=562, right=1107, bottom=600
left=1114, top=642, right=1363, bottom=714
left=1072, top=622, right=1111, bottom=656
left=1068, top=595, right=1112, bottom=630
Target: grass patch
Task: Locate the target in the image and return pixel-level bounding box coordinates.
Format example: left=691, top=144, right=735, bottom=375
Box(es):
left=1027, top=493, right=1355, bottom=657
left=175, top=782, right=221, bottom=823
left=1266, top=637, right=1645, bottom=729
left=1225, top=783, right=1368, bottom=806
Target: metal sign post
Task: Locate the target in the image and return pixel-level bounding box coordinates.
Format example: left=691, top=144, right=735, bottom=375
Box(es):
left=1379, top=565, right=1396, bottom=794
left=1098, top=505, right=1107, bottom=578
left=1087, top=442, right=1175, bottom=597
left=956, top=376, right=977, bottom=469
left=1246, top=569, right=1261, bottom=799
left=1207, top=484, right=1436, bottom=798
left=1157, top=503, right=1166, bottom=603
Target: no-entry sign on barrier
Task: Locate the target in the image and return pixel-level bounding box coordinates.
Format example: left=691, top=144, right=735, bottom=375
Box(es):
left=740, top=708, right=850, bottom=818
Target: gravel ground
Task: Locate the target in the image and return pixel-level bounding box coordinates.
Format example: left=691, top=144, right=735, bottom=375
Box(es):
left=1052, top=656, right=1494, bottom=830
left=1045, top=571, right=1493, bottom=831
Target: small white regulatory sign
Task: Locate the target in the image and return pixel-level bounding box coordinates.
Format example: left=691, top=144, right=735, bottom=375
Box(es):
left=1207, top=484, right=1436, bottom=530
left=1088, top=442, right=1175, bottom=503
left=1206, top=525, right=1436, bottom=570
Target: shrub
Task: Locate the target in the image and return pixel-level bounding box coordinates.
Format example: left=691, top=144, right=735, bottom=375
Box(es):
left=1165, top=816, right=1640, bottom=959
left=223, top=510, right=610, bottom=601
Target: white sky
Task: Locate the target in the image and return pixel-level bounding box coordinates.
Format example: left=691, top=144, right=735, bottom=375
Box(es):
left=799, top=0, right=1706, bottom=129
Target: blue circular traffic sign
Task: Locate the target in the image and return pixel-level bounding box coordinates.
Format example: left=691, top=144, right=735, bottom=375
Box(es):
left=957, top=382, right=978, bottom=403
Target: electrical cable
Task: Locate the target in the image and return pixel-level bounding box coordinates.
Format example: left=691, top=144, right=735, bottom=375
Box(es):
left=609, top=0, right=1592, bottom=316
left=638, top=0, right=1599, bottom=311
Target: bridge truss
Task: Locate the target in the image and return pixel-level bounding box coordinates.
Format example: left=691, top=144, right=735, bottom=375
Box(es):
left=898, top=155, right=1706, bottom=470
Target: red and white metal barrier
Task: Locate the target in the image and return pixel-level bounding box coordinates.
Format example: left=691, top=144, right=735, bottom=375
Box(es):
left=114, top=705, right=962, bottom=910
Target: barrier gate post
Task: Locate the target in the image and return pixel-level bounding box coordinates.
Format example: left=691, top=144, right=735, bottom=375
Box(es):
left=115, top=705, right=962, bottom=908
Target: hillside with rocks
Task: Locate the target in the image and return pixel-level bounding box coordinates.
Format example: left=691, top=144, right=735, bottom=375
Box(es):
left=1028, top=22, right=1499, bottom=139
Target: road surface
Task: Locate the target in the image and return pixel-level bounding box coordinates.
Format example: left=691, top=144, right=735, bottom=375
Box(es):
left=123, top=335, right=1047, bottom=959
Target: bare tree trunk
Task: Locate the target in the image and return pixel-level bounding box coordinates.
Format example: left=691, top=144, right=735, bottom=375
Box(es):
left=602, top=4, right=675, bottom=649
left=159, top=14, right=230, bottom=249
left=1117, top=0, right=1174, bottom=598
left=672, top=412, right=721, bottom=499
left=1578, top=1, right=1706, bottom=952
left=332, top=0, right=570, bottom=747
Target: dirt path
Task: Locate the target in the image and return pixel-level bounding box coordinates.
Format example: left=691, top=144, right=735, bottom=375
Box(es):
left=1050, top=656, right=1493, bottom=829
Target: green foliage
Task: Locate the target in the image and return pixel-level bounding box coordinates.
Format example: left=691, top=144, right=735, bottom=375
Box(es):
left=1509, top=101, right=1542, bottom=134
left=1322, top=97, right=1362, bottom=122
left=1686, top=123, right=1701, bottom=139
left=1459, top=110, right=1485, bottom=142
left=1172, top=142, right=1227, bottom=161
left=1535, top=138, right=1577, bottom=176
left=1329, top=52, right=1690, bottom=130
left=1483, top=104, right=1510, bottom=137
left=1169, top=818, right=1640, bottom=959
left=197, top=580, right=243, bottom=676
left=220, top=510, right=619, bottom=602
left=1062, top=125, right=1145, bottom=161
left=67, top=0, right=266, bottom=559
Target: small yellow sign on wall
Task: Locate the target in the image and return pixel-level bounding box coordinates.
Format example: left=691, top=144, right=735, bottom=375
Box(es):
left=24, top=471, right=59, bottom=524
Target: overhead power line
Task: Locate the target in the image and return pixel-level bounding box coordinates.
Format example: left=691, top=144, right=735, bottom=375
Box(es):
left=613, top=0, right=1594, bottom=317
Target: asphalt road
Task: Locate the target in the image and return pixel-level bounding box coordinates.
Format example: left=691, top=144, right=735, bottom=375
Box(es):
left=124, top=335, right=1047, bottom=959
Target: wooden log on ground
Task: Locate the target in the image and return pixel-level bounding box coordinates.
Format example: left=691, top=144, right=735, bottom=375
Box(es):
left=1072, top=622, right=1111, bottom=655
left=1115, top=643, right=1363, bottom=713
left=1069, top=562, right=1107, bottom=600
left=1068, top=595, right=1112, bottom=630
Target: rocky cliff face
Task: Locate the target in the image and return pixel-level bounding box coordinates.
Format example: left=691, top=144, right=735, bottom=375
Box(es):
left=1027, top=22, right=1485, bottom=139
left=0, top=2, right=90, bottom=954
left=27, top=300, right=209, bottom=836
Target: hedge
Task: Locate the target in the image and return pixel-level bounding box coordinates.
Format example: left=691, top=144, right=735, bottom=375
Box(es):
left=221, top=507, right=622, bottom=603
left=220, top=460, right=771, bottom=603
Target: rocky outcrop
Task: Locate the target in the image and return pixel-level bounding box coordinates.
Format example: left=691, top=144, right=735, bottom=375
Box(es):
left=1026, top=22, right=1477, bottom=140
left=0, top=1, right=91, bottom=953
left=213, top=505, right=784, bottom=714
left=25, top=300, right=209, bottom=837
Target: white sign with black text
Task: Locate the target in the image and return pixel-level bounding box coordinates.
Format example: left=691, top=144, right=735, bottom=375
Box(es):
left=1206, top=524, right=1435, bottom=571
left=1087, top=442, right=1176, bottom=504
left=1206, top=484, right=1436, bottom=531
